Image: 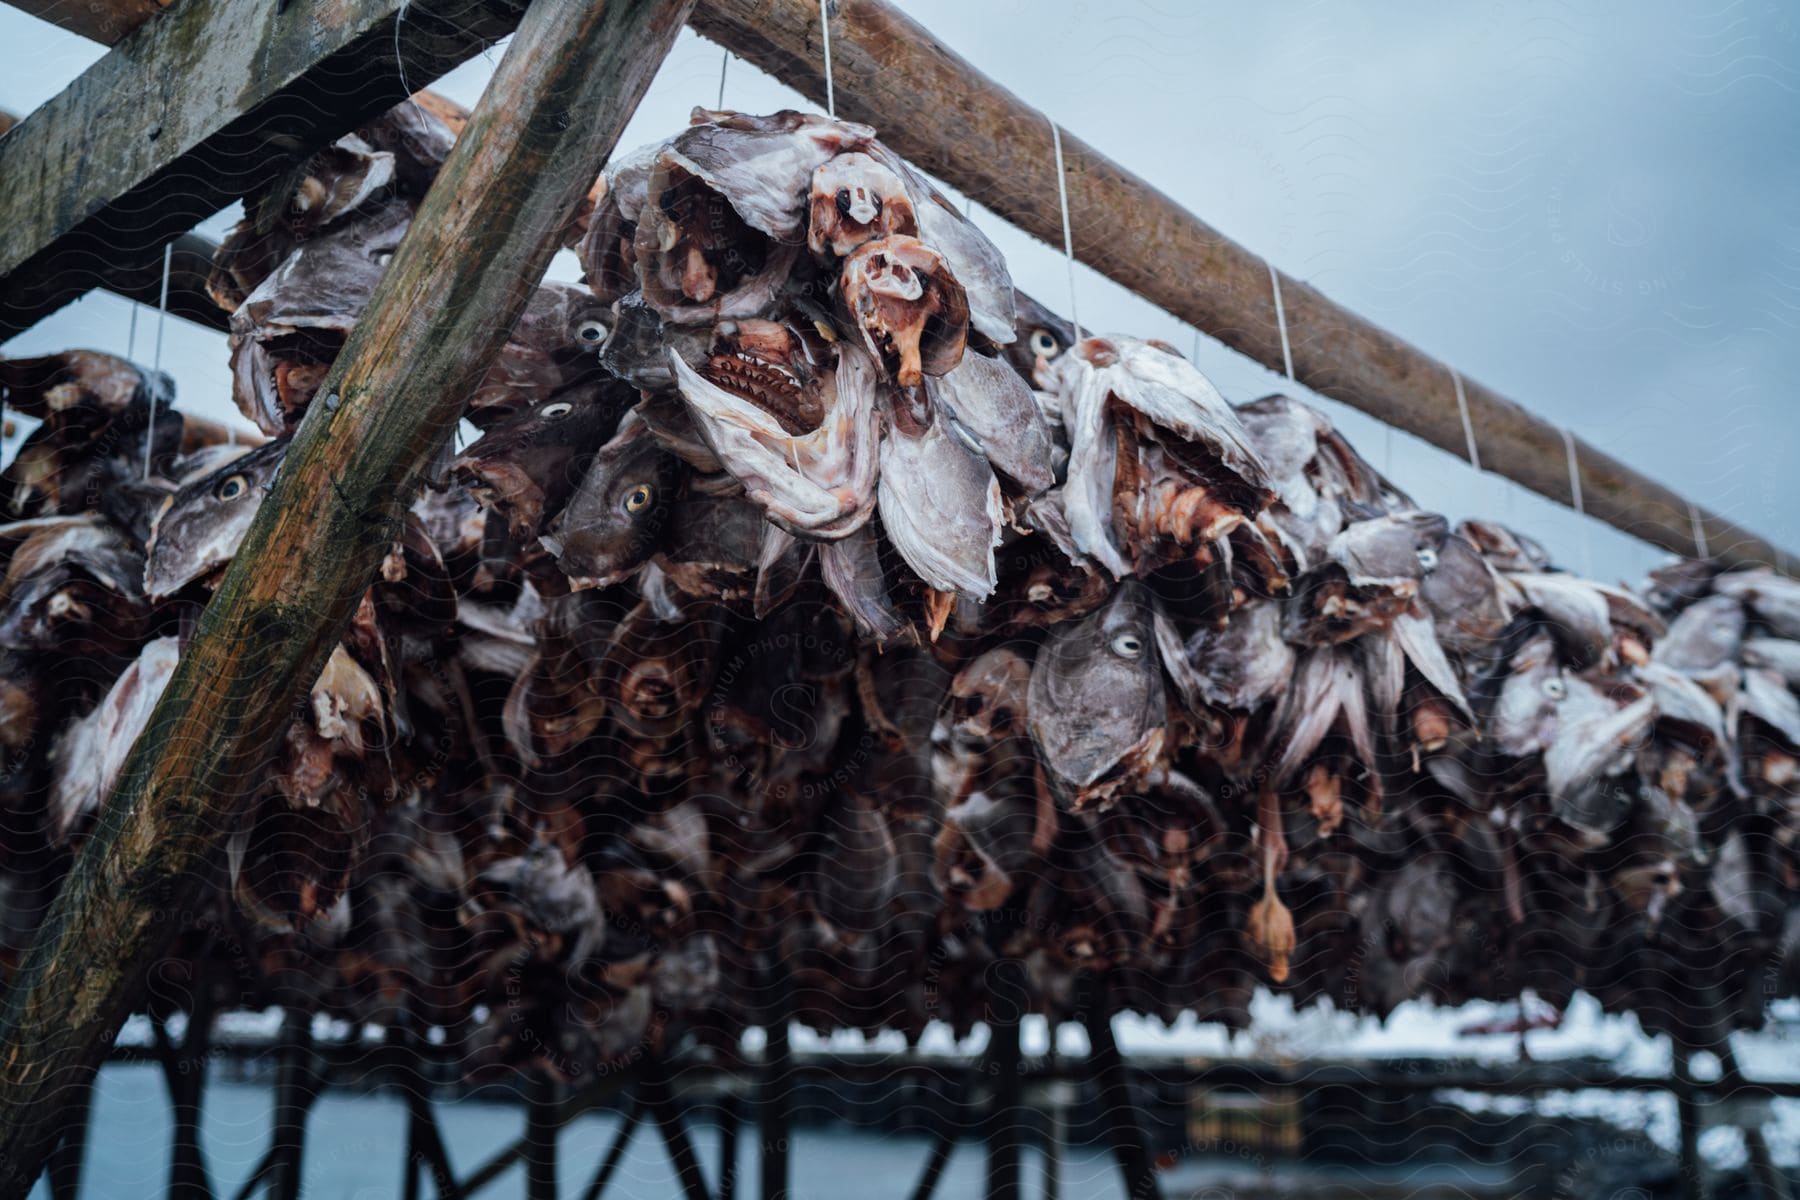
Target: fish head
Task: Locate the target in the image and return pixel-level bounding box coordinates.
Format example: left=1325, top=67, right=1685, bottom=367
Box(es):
left=945, top=646, right=1033, bottom=749
left=1458, top=519, right=1551, bottom=573
left=276, top=133, right=395, bottom=240
left=636, top=151, right=791, bottom=322
left=467, top=284, right=612, bottom=420
left=840, top=235, right=969, bottom=387
left=450, top=383, right=624, bottom=541
left=1001, top=292, right=1078, bottom=384
left=1028, top=580, right=1166, bottom=805
left=1541, top=672, right=1654, bottom=839
left=143, top=439, right=286, bottom=599
left=542, top=413, right=682, bottom=590
left=228, top=199, right=411, bottom=434
left=668, top=341, right=879, bottom=537
left=0, top=350, right=168, bottom=422
left=808, top=151, right=917, bottom=256
left=0, top=515, right=145, bottom=651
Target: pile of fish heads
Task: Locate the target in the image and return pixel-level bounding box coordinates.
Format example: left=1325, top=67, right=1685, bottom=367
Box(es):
left=0, top=100, right=1794, bottom=1074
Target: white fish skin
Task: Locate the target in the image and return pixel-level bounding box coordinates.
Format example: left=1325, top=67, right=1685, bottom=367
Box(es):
left=1049, top=336, right=1270, bottom=578
left=668, top=345, right=878, bottom=538
left=926, top=350, right=1054, bottom=495
left=48, top=636, right=181, bottom=842
left=877, top=407, right=1004, bottom=598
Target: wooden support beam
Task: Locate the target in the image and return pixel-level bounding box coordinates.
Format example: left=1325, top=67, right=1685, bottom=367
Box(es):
left=689, top=0, right=1789, bottom=572
left=0, top=0, right=693, bottom=1191
left=0, top=0, right=526, bottom=340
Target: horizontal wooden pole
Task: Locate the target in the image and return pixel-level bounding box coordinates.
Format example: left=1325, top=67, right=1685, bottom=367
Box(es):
left=0, top=0, right=526, bottom=340
left=689, top=0, right=1786, bottom=573
left=0, top=0, right=693, bottom=1189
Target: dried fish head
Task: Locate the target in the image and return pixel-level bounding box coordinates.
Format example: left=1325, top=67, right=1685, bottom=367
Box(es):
left=1002, top=292, right=1078, bottom=384
left=808, top=152, right=917, bottom=256
left=1028, top=581, right=1166, bottom=808
left=47, top=636, right=180, bottom=843
left=449, top=383, right=624, bottom=541
left=542, top=412, right=681, bottom=590
left=466, top=283, right=612, bottom=424
left=228, top=198, right=411, bottom=434
left=143, top=438, right=286, bottom=599
left=839, top=235, right=969, bottom=387
left=924, top=350, right=1055, bottom=496
left=876, top=401, right=1004, bottom=600
left=668, top=341, right=879, bottom=538
left=0, top=515, right=146, bottom=652
left=1052, top=337, right=1271, bottom=577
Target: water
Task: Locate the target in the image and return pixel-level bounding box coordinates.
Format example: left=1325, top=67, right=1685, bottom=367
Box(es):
left=31, top=1064, right=1139, bottom=1199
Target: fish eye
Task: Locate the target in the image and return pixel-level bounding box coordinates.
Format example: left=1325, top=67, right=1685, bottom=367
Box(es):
left=1029, top=329, right=1059, bottom=358
left=577, top=319, right=607, bottom=343
left=539, top=401, right=575, bottom=420
left=215, top=473, right=249, bottom=502
left=374, top=251, right=394, bottom=267
left=1416, top=547, right=1439, bottom=572
left=1541, top=675, right=1567, bottom=700
left=1110, top=633, right=1144, bottom=658
left=623, top=483, right=655, bottom=514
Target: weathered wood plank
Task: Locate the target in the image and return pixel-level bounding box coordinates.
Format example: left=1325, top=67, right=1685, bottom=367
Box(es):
left=0, top=0, right=525, bottom=339
left=690, top=0, right=1789, bottom=572
left=0, top=0, right=693, bottom=1191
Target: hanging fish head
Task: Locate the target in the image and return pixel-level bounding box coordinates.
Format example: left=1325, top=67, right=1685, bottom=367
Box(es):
left=1486, top=626, right=1653, bottom=839
left=0, top=515, right=145, bottom=654
left=1028, top=581, right=1167, bottom=808
left=1052, top=337, right=1272, bottom=577
left=227, top=198, right=411, bottom=434
left=944, top=646, right=1033, bottom=751
left=668, top=340, right=879, bottom=538
left=1000, top=292, right=1079, bottom=385
left=807, top=152, right=917, bottom=256
left=466, top=283, right=612, bottom=423
left=449, top=383, right=624, bottom=541
left=541, top=413, right=682, bottom=590
left=143, top=439, right=285, bottom=599
left=839, top=235, right=969, bottom=387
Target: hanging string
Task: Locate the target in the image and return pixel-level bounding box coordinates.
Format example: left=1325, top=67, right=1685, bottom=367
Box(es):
left=818, top=0, right=835, bottom=118
left=1266, top=259, right=1295, bottom=383
left=144, top=242, right=171, bottom=481
left=1559, top=427, right=1585, bottom=517
left=1048, top=119, right=1082, bottom=341
left=1689, top=501, right=1709, bottom=560
left=1560, top=425, right=1593, bottom=575
left=1450, top=369, right=1480, bottom=472
left=126, top=303, right=140, bottom=362
left=717, top=48, right=729, bottom=109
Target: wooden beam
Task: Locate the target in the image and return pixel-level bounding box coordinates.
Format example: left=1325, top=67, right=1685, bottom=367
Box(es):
left=689, top=0, right=1788, bottom=572
left=0, top=0, right=526, bottom=340
left=6, top=0, right=170, bottom=44
left=0, top=0, right=693, bottom=1191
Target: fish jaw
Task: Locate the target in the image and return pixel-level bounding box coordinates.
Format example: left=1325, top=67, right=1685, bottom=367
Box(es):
left=841, top=236, right=969, bottom=387
left=669, top=347, right=877, bottom=538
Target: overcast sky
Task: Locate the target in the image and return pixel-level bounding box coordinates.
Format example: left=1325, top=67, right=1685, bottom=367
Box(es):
left=3, top=1, right=1797, bottom=585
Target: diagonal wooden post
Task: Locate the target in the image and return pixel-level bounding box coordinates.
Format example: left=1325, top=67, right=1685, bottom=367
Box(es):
left=0, top=0, right=694, bottom=1190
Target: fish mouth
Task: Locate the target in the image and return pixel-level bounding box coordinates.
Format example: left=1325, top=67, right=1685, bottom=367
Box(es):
left=640, top=163, right=772, bottom=305
left=236, top=328, right=346, bottom=434
left=537, top=532, right=639, bottom=592
left=699, top=352, right=820, bottom=435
